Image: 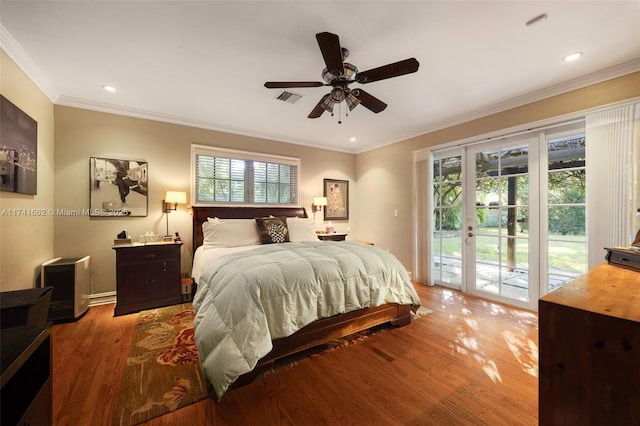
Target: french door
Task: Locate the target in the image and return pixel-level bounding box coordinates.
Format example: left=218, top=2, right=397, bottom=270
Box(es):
left=430, top=124, right=586, bottom=311
left=465, top=137, right=539, bottom=310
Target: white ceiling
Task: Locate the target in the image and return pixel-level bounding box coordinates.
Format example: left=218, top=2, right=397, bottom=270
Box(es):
left=1, top=1, right=639, bottom=153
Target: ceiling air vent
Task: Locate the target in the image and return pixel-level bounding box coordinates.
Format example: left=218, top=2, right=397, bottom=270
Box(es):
left=276, top=91, right=303, bottom=104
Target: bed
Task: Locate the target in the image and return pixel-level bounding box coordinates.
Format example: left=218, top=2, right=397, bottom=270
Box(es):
left=191, top=206, right=421, bottom=399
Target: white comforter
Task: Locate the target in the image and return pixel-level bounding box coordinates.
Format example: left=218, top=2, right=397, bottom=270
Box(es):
left=192, top=241, right=421, bottom=399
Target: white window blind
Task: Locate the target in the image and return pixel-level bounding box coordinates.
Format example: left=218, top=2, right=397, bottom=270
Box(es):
left=192, top=145, right=299, bottom=206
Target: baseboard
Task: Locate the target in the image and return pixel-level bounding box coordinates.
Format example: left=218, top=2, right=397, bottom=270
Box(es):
left=89, top=291, right=116, bottom=307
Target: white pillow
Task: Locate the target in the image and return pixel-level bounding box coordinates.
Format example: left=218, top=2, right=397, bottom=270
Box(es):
left=202, top=218, right=261, bottom=248
left=287, top=217, right=319, bottom=241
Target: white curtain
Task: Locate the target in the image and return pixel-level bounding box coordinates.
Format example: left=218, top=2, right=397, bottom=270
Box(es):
left=585, top=103, right=639, bottom=269
left=412, top=150, right=433, bottom=285
left=633, top=106, right=640, bottom=239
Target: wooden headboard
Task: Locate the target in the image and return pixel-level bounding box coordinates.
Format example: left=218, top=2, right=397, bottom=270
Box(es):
left=192, top=206, right=308, bottom=253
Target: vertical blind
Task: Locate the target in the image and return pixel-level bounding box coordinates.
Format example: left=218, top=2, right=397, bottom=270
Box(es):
left=192, top=145, right=299, bottom=206
left=585, top=103, right=639, bottom=268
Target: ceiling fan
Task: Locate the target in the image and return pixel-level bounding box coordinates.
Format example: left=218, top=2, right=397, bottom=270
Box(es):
left=264, top=32, right=420, bottom=120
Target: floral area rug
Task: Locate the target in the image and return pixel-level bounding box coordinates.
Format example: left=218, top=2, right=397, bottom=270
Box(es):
left=113, top=303, right=208, bottom=426
left=113, top=304, right=432, bottom=425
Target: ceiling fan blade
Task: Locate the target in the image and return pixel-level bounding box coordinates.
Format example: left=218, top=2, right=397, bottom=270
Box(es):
left=308, top=94, right=331, bottom=118
left=356, top=58, right=420, bottom=84
left=351, top=89, right=387, bottom=113
left=316, top=32, right=344, bottom=77
left=264, top=81, right=324, bottom=89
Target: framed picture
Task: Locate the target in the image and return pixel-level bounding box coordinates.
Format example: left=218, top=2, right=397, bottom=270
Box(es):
left=1, top=95, right=37, bottom=195
left=324, top=178, right=349, bottom=220
left=89, top=157, right=148, bottom=216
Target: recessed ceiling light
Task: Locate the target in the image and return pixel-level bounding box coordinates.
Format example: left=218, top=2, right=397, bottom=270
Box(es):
left=563, top=52, right=583, bottom=62
left=350, top=137, right=357, bottom=142
left=102, top=85, right=116, bottom=92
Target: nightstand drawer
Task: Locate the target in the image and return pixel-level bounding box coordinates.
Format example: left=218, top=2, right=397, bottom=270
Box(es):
left=115, top=244, right=178, bottom=264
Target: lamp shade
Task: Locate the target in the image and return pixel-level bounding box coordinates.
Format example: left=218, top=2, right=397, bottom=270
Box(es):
left=313, top=197, right=327, bottom=206
left=165, top=191, right=187, bottom=204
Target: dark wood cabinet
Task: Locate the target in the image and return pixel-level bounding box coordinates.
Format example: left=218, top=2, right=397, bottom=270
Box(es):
left=112, top=243, right=183, bottom=316
left=539, top=264, right=640, bottom=425
left=1, top=325, right=52, bottom=426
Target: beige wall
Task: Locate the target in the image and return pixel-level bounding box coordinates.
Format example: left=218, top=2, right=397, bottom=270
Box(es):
left=355, top=72, right=640, bottom=275
left=53, top=106, right=355, bottom=295
left=0, top=51, right=55, bottom=291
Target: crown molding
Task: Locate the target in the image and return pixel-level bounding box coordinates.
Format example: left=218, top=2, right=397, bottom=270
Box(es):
left=0, top=23, right=59, bottom=102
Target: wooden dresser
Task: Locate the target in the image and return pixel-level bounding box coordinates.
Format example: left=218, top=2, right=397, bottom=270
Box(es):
left=539, top=263, right=640, bottom=425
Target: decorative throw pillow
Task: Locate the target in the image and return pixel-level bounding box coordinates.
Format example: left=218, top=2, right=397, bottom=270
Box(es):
left=255, top=216, right=290, bottom=244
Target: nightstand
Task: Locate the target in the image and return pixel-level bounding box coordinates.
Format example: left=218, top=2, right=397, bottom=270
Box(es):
left=317, top=233, right=348, bottom=241
left=112, top=242, right=183, bottom=316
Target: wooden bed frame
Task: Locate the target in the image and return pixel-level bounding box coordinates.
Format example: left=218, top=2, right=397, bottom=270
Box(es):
left=191, top=206, right=412, bottom=387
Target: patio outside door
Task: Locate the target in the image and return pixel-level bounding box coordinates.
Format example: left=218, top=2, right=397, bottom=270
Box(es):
left=427, top=123, right=586, bottom=310
left=465, top=137, right=539, bottom=310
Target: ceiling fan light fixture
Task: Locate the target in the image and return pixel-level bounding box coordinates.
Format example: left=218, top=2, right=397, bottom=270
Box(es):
left=346, top=92, right=360, bottom=111
left=321, top=68, right=336, bottom=84
left=343, top=63, right=358, bottom=80
left=330, top=87, right=346, bottom=103
left=321, top=96, right=335, bottom=113
left=322, top=63, right=358, bottom=84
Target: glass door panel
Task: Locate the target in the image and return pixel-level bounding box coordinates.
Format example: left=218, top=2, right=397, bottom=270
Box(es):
left=432, top=153, right=463, bottom=289
left=545, top=132, right=586, bottom=292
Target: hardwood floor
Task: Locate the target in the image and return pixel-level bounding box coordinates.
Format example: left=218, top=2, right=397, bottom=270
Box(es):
left=51, top=284, right=539, bottom=425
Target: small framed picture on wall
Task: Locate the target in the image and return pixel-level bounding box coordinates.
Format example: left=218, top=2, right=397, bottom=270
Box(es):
left=324, top=178, right=349, bottom=220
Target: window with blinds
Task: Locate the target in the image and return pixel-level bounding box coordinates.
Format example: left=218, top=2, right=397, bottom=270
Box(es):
left=192, top=145, right=299, bottom=205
